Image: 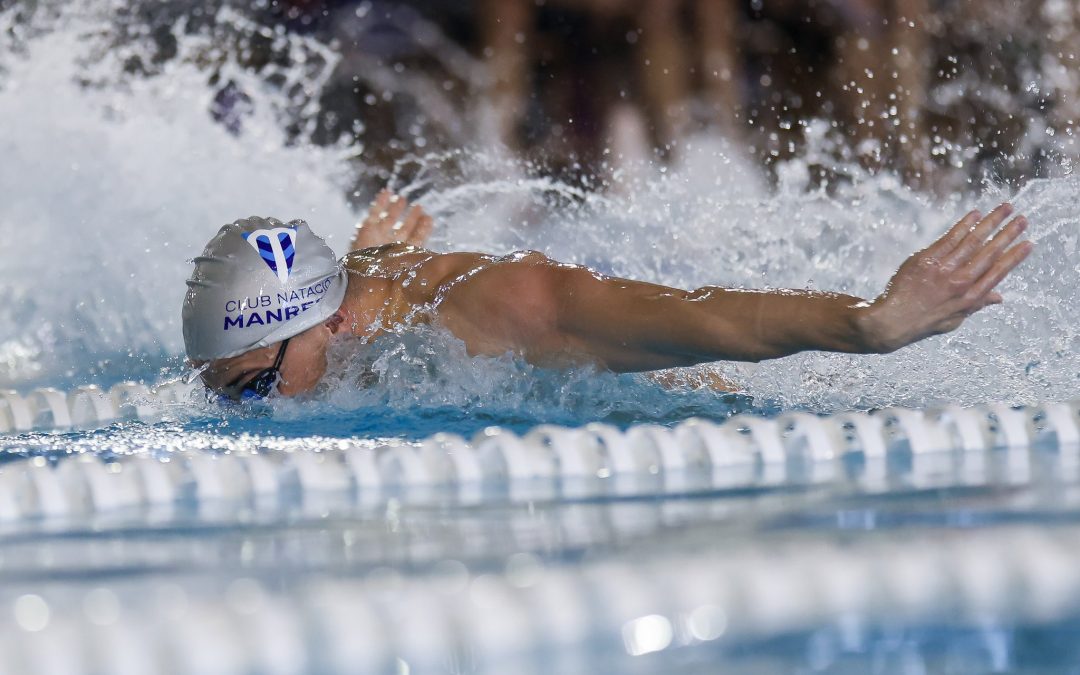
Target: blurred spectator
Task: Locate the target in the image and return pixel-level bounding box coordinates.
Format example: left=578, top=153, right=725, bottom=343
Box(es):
left=477, top=0, right=1080, bottom=187
left=209, top=0, right=1080, bottom=190
left=479, top=0, right=742, bottom=169
left=476, top=0, right=936, bottom=179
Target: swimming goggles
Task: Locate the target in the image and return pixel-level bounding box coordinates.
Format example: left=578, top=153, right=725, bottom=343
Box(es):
left=219, top=338, right=291, bottom=402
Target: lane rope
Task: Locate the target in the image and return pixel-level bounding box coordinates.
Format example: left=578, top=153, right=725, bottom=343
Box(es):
left=1, top=525, right=1079, bottom=673
left=0, top=381, right=1077, bottom=520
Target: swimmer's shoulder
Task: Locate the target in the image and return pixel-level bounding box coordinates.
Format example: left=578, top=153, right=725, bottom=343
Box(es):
left=344, top=244, right=489, bottom=274
left=342, top=243, right=432, bottom=277
left=342, top=245, right=495, bottom=302
left=409, top=249, right=556, bottom=292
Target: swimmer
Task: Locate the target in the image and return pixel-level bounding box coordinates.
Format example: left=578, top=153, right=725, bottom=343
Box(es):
left=184, top=191, right=1033, bottom=400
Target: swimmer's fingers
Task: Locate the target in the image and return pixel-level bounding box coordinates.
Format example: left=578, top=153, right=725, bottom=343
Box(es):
left=962, top=215, right=1027, bottom=282
left=353, top=190, right=435, bottom=250
left=945, top=203, right=1014, bottom=266
left=352, top=189, right=409, bottom=250
left=978, top=292, right=1004, bottom=309
left=399, top=203, right=422, bottom=234
left=965, top=241, right=1034, bottom=305
left=958, top=293, right=1004, bottom=321
left=373, top=188, right=392, bottom=213
left=407, top=213, right=434, bottom=246
left=383, top=192, right=409, bottom=231
left=367, top=190, right=408, bottom=231
left=360, top=189, right=391, bottom=228
left=925, top=209, right=980, bottom=258
left=396, top=204, right=434, bottom=245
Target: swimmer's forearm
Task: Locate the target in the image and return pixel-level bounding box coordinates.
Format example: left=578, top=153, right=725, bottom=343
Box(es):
left=557, top=278, right=879, bottom=370
left=554, top=203, right=1035, bottom=369
left=540, top=263, right=879, bottom=370
left=680, top=287, right=879, bottom=361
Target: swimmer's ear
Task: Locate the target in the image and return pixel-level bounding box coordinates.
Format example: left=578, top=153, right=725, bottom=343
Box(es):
left=324, top=310, right=346, bottom=334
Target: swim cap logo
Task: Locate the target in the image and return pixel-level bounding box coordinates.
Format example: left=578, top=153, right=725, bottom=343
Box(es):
left=243, top=227, right=296, bottom=284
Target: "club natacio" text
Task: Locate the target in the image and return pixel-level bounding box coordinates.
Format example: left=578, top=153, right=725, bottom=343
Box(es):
left=222, top=278, right=334, bottom=330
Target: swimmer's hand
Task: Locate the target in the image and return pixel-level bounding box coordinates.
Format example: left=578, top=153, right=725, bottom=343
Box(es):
left=857, top=203, right=1034, bottom=353
left=351, top=189, right=434, bottom=251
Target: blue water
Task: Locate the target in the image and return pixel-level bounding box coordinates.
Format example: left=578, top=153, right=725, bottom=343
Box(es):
left=4, top=421, right=1080, bottom=673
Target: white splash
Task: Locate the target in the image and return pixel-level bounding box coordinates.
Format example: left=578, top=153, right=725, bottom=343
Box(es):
left=0, top=2, right=357, bottom=386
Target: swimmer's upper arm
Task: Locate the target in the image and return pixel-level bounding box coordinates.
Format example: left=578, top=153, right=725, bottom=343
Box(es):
left=543, top=264, right=734, bottom=370
left=435, top=257, right=698, bottom=370
left=441, top=255, right=748, bottom=371
left=432, top=252, right=569, bottom=362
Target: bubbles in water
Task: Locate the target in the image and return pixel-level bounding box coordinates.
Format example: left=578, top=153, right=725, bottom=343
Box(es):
left=273, top=326, right=745, bottom=435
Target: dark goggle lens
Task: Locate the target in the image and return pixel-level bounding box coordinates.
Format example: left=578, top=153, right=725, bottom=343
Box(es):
left=212, top=338, right=290, bottom=404
left=214, top=368, right=280, bottom=404
left=242, top=368, right=280, bottom=399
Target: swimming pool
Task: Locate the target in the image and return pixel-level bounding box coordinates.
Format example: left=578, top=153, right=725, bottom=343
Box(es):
left=3, top=2, right=1080, bottom=673
left=1, top=392, right=1080, bottom=673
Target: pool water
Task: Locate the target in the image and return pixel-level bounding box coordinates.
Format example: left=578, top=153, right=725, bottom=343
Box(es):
left=2, top=2, right=1080, bottom=673
left=0, top=396, right=1078, bottom=673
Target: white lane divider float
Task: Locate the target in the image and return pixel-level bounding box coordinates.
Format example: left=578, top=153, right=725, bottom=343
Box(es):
left=0, top=381, right=190, bottom=433
left=0, top=381, right=1078, bottom=522
left=3, top=526, right=1080, bottom=675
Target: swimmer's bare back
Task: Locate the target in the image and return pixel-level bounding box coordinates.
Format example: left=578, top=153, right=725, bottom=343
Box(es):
left=340, top=199, right=1032, bottom=373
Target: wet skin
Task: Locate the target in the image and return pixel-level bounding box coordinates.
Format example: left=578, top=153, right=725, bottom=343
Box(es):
left=201, top=193, right=1033, bottom=397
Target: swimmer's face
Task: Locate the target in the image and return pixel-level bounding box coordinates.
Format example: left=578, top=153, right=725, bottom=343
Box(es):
left=201, top=311, right=346, bottom=398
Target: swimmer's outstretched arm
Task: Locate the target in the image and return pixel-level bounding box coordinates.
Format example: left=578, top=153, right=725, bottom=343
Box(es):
left=446, top=204, right=1032, bottom=372
left=562, top=204, right=1032, bottom=370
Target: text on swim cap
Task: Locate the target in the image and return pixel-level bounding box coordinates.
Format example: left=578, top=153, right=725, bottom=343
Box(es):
left=222, top=277, right=334, bottom=331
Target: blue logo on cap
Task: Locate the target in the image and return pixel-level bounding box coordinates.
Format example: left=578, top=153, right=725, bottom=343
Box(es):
left=243, top=227, right=297, bottom=284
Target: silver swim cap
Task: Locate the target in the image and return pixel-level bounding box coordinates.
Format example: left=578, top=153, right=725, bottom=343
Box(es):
left=182, top=217, right=347, bottom=361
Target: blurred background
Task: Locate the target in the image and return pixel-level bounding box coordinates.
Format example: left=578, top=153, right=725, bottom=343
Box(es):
left=63, top=0, right=1080, bottom=195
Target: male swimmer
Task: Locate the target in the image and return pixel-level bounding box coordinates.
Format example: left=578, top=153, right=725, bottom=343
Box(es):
left=183, top=191, right=1032, bottom=401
